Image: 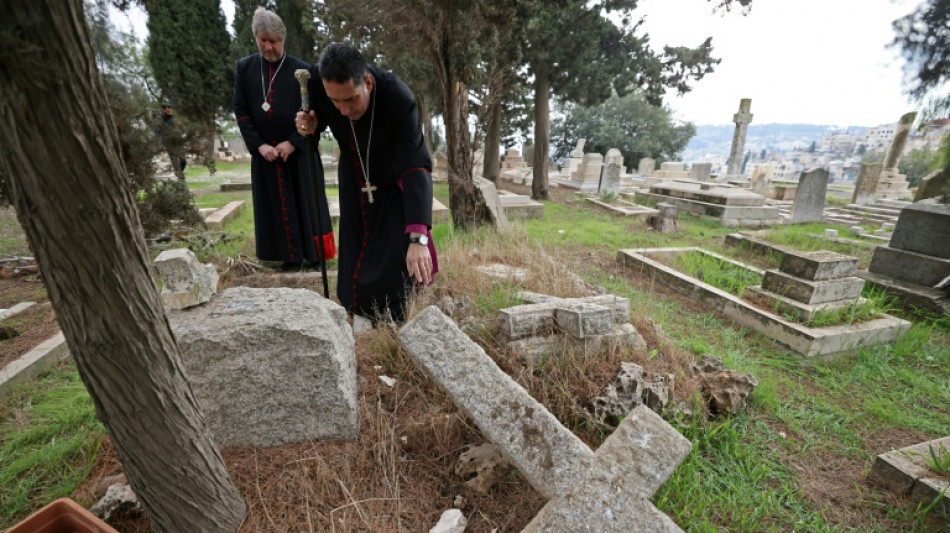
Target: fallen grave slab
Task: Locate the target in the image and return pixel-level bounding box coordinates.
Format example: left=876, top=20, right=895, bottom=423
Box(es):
left=399, top=306, right=690, bottom=532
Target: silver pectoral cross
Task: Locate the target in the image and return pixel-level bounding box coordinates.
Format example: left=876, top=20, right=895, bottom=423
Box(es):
left=362, top=183, right=377, bottom=203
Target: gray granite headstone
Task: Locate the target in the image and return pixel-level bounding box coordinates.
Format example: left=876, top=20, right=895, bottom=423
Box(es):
left=167, top=287, right=357, bottom=446
left=599, top=148, right=623, bottom=196
left=789, top=168, right=829, bottom=224
left=475, top=177, right=512, bottom=231
left=913, top=168, right=950, bottom=202
left=638, top=157, right=656, bottom=177
left=689, top=162, right=712, bottom=182
left=399, top=307, right=690, bottom=532
left=852, top=162, right=883, bottom=205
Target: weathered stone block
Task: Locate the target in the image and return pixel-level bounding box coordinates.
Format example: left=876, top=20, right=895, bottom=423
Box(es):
left=153, top=248, right=218, bottom=309
left=497, top=302, right=557, bottom=341
left=554, top=302, right=614, bottom=339
left=168, top=287, right=357, bottom=446
left=779, top=250, right=858, bottom=281
left=762, top=271, right=865, bottom=305
left=888, top=203, right=950, bottom=258
left=868, top=245, right=950, bottom=287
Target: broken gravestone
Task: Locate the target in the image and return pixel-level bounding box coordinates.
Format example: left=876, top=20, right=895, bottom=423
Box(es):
left=153, top=248, right=218, bottom=309
left=167, top=287, right=357, bottom=446
left=399, top=306, right=691, bottom=532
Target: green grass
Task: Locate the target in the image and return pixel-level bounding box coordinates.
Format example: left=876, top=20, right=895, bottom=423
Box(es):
left=0, top=363, right=104, bottom=528
left=5, top=186, right=949, bottom=531
left=926, top=444, right=950, bottom=477
left=671, top=250, right=763, bottom=297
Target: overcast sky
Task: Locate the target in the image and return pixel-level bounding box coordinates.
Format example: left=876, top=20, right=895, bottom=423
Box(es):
left=637, top=0, right=924, bottom=127
left=114, top=0, right=925, bottom=128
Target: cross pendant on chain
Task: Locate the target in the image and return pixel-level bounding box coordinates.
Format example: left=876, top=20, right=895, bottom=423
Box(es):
left=362, top=184, right=377, bottom=203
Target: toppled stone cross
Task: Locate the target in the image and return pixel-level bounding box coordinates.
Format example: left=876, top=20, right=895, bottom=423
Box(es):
left=399, top=306, right=691, bottom=532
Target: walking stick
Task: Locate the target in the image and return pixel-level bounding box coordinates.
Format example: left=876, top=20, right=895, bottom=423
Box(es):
left=295, top=69, right=330, bottom=299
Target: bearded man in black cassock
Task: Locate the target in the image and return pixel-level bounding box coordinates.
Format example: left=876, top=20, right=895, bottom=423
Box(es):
left=233, top=7, right=334, bottom=271
left=296, top=43, right=437, bottom=323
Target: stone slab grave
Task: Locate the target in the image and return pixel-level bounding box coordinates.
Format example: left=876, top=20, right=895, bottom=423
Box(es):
left=689, top=162, right=713, bottom=182
left=638, top=181, right=780, bottom=228
left=497, top=291, right=646, bottom=361
left=861, top=202, right=950, bottom=314
left=219, top=175, right=252, bottom=192
left=869, top=435, right=950, bottom=516
left=153, top=248, right=219, bottom=309
left=558, top=152, right=604, bottom=193
left=584, top=196, right=659, bottom=219
left=745, top=250, right=866, bottom=322
left=824, top=198, right=905, bottom=227
left=167, top=286, right=357, bottom=446
left=617, top=247, right=911, bottom=359
left=203, top=200, right=245, bottom=230
left=399, top=306, right=691, bottom=532
left=652, top=161, right=689, bottom=181
left=496, top=189, right=545, bottom=220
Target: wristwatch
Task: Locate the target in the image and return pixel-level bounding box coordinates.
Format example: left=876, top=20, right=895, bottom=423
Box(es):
left=409, top=235, right=429, bottom=246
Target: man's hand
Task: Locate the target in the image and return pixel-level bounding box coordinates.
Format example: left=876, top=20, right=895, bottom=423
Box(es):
left=406, top=234, right=432, bottom=285
left=296, top=111, right=317, bottom=137
left=258, top=144, right=279, bottom=162
left=275, top=141, right=295, bottom=162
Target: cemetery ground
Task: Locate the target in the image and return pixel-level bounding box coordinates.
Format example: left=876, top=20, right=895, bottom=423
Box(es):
left=1, top=163, right=949, bottom=532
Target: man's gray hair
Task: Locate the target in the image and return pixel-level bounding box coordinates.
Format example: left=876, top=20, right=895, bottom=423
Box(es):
left=251, top=7, right=286, bottom=41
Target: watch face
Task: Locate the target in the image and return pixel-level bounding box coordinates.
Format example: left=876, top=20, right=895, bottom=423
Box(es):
left=417, top=235, right=429, bottom=246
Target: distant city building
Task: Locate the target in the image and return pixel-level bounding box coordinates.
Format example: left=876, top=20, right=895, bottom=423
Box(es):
left=818, top=131, right=858, bottom=154
left=858, top=122, right=898, bottom=150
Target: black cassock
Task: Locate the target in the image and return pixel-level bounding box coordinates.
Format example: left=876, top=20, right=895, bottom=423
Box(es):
left=310, top=65, right=437, bottom=322
left=234, top=53, right=335, bottom=264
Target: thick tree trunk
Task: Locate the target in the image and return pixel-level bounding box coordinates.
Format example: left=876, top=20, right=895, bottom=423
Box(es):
left=532, top=64, right=551, bottom=200
left=482, top=73, right=503, bottom=184
left=440, top=36, right=491, bottom=230
left=0, top=3, right=247, bottom=532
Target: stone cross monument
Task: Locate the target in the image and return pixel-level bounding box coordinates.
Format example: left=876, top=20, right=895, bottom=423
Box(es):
left=726, top=99, right=753, bottom=177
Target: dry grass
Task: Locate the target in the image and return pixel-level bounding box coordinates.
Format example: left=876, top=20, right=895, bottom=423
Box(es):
left=71, top=226, right=709, bottom=532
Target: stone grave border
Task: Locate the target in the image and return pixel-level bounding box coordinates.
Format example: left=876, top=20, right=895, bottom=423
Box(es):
left=617, top=247, right=910, bottom=359
left=0, top=332, right=69, bottom=397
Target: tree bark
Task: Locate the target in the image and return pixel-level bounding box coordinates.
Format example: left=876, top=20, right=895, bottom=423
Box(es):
left=438, top=22, right=491, bottom=231
left=0, top=3, right=247, bottom=532
left=482, top=72, right=503, bottom=184
left=532, top=63, right=551, bottom=200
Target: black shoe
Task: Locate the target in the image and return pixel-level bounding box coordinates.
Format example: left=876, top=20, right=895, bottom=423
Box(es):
left=309, top=261, right=325, bottom=270
left=277, top=261, right=302, bottom=272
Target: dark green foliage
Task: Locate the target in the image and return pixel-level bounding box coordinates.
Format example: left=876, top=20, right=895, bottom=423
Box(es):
left=892, top=0, right=950, bottom=100
left=550, top=91, right=694, bottom=166
left=146, top=0, right=231, bottom=126
left=86, top=0, right=202, bottom=236
left=230, top=0, right=259, bottom=62
left=899, top=144, right=940, bottom=187
left=138, top=180, right=204, bottom=235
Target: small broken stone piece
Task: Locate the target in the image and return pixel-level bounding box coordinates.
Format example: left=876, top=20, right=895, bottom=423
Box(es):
left=454, top=443, right=509, bottom=494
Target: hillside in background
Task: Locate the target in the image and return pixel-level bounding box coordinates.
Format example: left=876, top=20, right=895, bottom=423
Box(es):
left=682, top=124, right=868, bottom=160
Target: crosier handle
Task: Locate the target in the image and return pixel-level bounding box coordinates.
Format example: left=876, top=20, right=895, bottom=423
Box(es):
left=294, top=69, right=311, bottom=112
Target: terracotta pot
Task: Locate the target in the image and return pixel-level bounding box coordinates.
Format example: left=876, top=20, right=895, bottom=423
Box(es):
left=7, top=498, right=119, bottom=533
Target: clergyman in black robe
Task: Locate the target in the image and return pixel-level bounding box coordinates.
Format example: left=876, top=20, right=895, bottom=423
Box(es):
left=298, top=43, right=437, bottom=322
left=233, top=8, right=334, bottom=270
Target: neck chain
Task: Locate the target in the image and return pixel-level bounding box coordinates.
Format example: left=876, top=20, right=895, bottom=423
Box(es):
left=349, top=79, right=378, bottom=203
left=259, top=53, right=286, bottom=112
